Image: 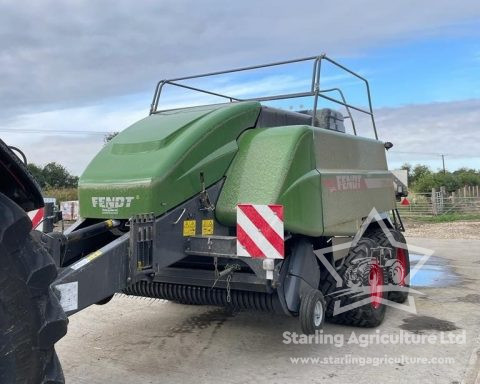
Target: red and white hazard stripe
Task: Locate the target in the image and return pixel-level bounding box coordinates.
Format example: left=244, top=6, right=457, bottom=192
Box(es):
left=236, top=204, right=284, bottom=259
left=28, top=207, right=44, bottom=231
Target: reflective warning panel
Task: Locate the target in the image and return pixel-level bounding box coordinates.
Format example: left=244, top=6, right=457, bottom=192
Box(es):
left=236, top=204, right=284, bottom=259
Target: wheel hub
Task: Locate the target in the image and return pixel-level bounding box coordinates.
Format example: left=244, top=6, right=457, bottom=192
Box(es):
left=369, top=259, right=383, bottom=309
left=313, top=301, right=324, bottom=327
left=395, top=248, right=407, bottom=286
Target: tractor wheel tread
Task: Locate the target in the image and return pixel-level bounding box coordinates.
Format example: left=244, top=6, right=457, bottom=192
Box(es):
left=21, top=237, right=59, bottom=296
left=321, top=238, right=386, bottom=328
left=0, top=194, right=66, bottom=384
left=366, top=228, right=410, bottom=304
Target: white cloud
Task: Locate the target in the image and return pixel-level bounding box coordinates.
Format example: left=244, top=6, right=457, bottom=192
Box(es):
left=373, top=100, right=480, bottom=170
left=0, top=0, right=479, bottom=116
left=2, top=98, right=479, bottom=176
left=1, top=1, right=479, bottom=175
left=1, top=103, right=147, bottom=175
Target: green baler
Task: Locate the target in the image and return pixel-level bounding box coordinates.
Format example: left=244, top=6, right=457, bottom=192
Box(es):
left=79, top=102, right=395, bottom=236
left=55, top=55, right=409, bottom=338
left=0, top=55, right=411, bottom=382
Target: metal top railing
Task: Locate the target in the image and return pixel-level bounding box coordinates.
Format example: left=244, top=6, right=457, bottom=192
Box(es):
left=149, top=54, right=378, bottom=139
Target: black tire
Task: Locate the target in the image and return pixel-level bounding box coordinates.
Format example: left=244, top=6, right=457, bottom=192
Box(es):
left=366, top=228, right=410, bottom=303
left=299, top=289, right=326, bottom=334
left=321, top=238, right=387, bottom=327
left=0, top=194, right=68, bottom=384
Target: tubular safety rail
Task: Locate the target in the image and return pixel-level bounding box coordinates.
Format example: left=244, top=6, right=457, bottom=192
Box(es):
left=149, top=54, right=378, bottom=139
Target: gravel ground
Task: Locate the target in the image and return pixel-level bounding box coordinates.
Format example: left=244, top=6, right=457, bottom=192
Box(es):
left=404, top=220, right=480, bottom=240
left=56, top=237, right=480, bottom=384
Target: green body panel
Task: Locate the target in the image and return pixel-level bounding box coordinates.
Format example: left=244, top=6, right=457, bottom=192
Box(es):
left=215, top=126, right=323, bottom=236
left=78, top=102, right=261, bottom=218
left=216, top=125, right=395, bottom=236
left=313, top=129, right=395, bottom=235
left=78, top=99, right=395, bottom=237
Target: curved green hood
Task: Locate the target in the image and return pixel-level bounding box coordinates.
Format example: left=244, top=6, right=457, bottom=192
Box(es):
left=78, top=102, right=261, bottom=218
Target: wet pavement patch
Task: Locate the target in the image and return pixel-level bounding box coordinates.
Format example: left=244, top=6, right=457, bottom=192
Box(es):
left=409, top=253, right=460, bottom=288
left=456, top=293, right=480, bottom=303
left=166, top=308, right=235, bottom=336
left=399, top=315, right=458, bottom=333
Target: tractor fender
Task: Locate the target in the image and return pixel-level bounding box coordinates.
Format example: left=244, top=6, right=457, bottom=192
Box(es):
left=0, top=139, right=44, bottom=212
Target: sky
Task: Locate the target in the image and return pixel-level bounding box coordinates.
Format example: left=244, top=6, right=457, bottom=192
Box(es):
left=1, top=0, right=479, bottom=175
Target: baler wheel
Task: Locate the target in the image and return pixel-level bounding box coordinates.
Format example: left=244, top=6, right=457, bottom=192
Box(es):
left=299, top=289, right=326, bottom=334
left=0, top=193, right=67, bottom=384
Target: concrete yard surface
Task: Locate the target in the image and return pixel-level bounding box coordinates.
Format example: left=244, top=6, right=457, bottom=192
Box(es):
left=56, top=238, right=480, bottom=384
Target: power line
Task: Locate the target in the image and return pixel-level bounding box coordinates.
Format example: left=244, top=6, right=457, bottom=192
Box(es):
left=0, top=128, right=112, bottom=136
left=390, top=150, right=480, bottom=158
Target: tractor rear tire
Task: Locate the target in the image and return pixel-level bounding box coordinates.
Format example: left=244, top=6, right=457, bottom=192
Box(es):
left=366, top=228, right=410, bottom=303
left=0, top=193, right=67, bottom=384
left=321, top=238, right=387, bottom=327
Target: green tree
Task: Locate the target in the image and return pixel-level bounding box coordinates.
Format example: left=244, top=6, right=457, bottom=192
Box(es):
left=28, top=162, right=78, bottom=189
left=412, top=172, right=435, bottom=193
left=410, top=165, right=431, bottom=185
left=453, top=168, right=480, bottom=186
left=433, top=172, right=461, bottom=192
left=43, top=162, right=78, bottom=188
left=409, top=165, right=480, bottom=193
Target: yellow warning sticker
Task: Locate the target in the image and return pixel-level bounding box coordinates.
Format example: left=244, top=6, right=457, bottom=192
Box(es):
left=202, top=219, right=214, bottom=235
left=87, top=250, right=102, bottom=262
left=183, top=220, right=196, bottom=236
left=70, top=250, right=102, bottom=270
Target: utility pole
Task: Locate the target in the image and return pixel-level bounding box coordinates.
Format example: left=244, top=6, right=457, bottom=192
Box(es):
left=441, top=154, right=446, bottom=174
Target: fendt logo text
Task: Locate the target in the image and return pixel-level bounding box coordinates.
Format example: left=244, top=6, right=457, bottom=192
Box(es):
left=336, top=175, right=362, bottom=191
left=91, top=196, right=135, bottom=209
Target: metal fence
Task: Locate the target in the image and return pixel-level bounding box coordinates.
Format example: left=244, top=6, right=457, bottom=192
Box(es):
left=397, top=186, right=480, bottom=217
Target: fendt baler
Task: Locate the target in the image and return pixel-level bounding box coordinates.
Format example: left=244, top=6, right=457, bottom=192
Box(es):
left=0, top=55, right=409, bottom=383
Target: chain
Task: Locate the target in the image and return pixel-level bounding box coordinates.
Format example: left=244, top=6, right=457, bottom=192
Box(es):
left=210, top=263, right=240, bottom=296
left=214, top=257, right=219, bottom=278
left=226, top=274, right=232, bottom=303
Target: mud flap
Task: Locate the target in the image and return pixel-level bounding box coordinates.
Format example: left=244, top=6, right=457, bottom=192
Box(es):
left=281, top=239, right=320, bottom=313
